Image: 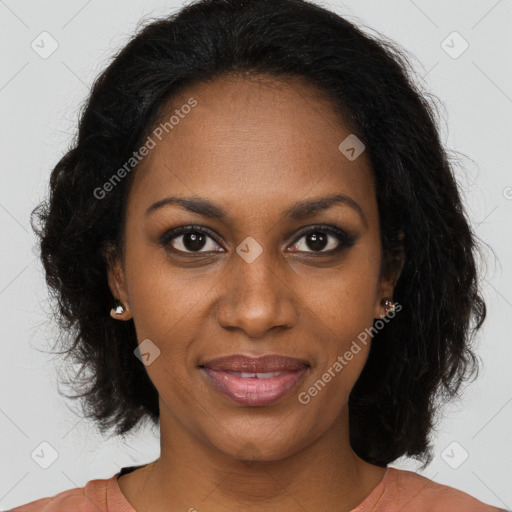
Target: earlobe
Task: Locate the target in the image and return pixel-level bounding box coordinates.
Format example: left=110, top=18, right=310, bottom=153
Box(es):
left=109, top=298, right=132, bottom=320
left=104, top=243, right=132, bottom=320
left=374, top=233, right=405, bottom=319
left=377, top=297, right=395, bottom=319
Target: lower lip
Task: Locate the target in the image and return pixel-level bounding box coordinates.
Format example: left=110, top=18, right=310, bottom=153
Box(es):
left=200, top=367, right=308, bottom=406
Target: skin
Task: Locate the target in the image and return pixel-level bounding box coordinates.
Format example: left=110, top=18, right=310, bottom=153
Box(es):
left=108, top=74, right=403, bottom=512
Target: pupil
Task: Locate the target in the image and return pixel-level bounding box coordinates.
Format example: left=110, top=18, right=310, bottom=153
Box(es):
left=184, top=232, right=206, bottom=251
left=307, top=232, right=327, bottom=251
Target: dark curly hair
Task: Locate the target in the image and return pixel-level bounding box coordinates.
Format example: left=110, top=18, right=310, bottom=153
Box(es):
left=31, top=0, right=487, bottom=468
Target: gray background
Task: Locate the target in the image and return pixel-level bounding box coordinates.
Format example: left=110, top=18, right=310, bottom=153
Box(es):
left=0, top=0, right=511, bottom=509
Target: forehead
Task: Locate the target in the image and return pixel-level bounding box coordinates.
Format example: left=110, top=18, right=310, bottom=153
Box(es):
left=128, top=74, right=375, bottom=218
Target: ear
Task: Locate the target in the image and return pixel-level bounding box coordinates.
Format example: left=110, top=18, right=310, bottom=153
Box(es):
left=104, top=242, right=132, bottom=320
left=373, top=231, right=405, bottom=319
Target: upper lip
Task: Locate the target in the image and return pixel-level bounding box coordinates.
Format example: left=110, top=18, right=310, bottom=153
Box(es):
left=200, top=354, right=310, bottom=372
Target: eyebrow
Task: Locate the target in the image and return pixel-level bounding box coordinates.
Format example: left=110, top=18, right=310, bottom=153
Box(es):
left=145, top=193, right=367, bottom=226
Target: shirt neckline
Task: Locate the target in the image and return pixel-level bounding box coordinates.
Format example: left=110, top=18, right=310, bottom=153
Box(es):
left=109, top=464, right=392, bottom=512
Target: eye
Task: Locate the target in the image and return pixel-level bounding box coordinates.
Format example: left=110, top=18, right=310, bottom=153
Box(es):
left=288, top=225, right=355, bottom=254
left=160, top=225, right=224, bottom=254
left=159, top=224, right=356, bottom=256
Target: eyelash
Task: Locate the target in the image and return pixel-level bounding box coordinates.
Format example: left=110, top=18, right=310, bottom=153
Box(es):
left=159, top=224, right=356, bottom=256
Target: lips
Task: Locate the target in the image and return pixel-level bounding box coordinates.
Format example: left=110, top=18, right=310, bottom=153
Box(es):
left=198, top=354, right=310, bottom=406
left=199, top=354, right=309, bottom=373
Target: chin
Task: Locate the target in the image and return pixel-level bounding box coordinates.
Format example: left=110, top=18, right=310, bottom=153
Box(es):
left=205, top=418, right=316, bottom=463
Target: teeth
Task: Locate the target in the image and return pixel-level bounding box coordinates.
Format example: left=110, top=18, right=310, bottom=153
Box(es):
left=228, top=371, right=282, bottom=379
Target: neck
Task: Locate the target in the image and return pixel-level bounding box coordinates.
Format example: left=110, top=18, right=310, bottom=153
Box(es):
left=118, top=405, right=386, bottom=512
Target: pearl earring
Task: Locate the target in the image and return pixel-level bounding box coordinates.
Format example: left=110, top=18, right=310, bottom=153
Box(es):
left=110, top=299, right=126, bottom=317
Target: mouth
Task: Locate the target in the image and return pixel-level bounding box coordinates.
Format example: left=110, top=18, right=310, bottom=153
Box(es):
left=198, top=354, right=310, bottom=406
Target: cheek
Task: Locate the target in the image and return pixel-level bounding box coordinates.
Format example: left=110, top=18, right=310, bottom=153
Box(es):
left=123, top=252, right=220, bottom=387
left=296, top=334, right=372, bottom=440
left=300, top=331, right=372, bottom=422
left=297, top=250, right=379, bottom=400
left=301, top=255, right=380, bottom=333
left=125, top=250, right=212, bottom=337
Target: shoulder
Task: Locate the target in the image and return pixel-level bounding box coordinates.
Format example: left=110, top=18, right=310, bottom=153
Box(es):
left=384, top=467, right=507, bottom=512
left=7, top=474, right=115, bottom=512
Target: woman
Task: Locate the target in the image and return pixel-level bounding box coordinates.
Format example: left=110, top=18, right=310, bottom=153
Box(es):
left=11, top=0, right=507, bottom=510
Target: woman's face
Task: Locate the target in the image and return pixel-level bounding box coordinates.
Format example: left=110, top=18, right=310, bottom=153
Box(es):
left=108, top=74, right=397, bottom=461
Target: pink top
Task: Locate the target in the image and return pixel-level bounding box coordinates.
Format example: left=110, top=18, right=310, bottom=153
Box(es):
left=8, top=466, right=508, bottom=511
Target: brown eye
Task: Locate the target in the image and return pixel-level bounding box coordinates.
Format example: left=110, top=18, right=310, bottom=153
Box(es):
left=289, top=226, right=356, bottom=254
left=160, top=226, right=224, bottom=254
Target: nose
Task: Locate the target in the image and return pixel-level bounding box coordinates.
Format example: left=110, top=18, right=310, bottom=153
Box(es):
left=215, top=249, right=298, bottom=338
